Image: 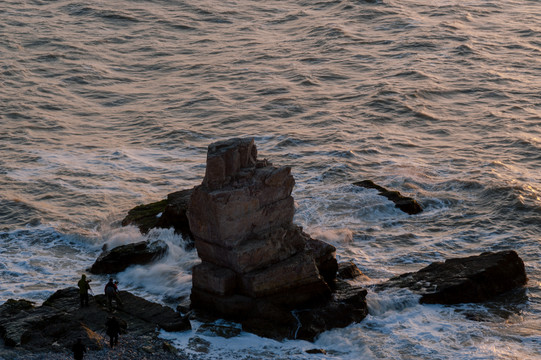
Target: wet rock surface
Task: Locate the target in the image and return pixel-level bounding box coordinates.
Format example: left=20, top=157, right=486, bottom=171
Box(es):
left=353, top=179, right=423, bottom=215
left=90, top=240, right=168, bottom=274
left=382, top=250, right=527, bottom=304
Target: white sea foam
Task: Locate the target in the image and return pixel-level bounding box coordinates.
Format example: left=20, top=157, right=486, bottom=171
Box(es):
left=160, top=322, right=333, bottom=360
left=0, top=226, right=101, bottom=303
left=0, top=225, right=197, bottom=305
left=115, top=228, right=199, bottom=303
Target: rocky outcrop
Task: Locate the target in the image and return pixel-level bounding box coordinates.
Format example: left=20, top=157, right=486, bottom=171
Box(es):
left=89, top=240, right=168, bottom=274
left=0, top=287, right=190, bottom=353
left=121, top=188, right=194, bottom=239
left=187, top=138, right=368, bottom=340
left=382, top=250, right=527, bottom=304
left=353, top=179, right=423, bottom=215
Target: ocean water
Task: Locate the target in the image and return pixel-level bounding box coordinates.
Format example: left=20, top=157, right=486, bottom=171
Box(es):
left=1, top=0, right=540, bottom=358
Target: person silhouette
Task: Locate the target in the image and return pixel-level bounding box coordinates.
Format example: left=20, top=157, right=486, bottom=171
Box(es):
left=105, top=315, right=120, bottom=348
left=77, top=274, right=92, bottom=307
left=72, top=338, right=86, bottom=360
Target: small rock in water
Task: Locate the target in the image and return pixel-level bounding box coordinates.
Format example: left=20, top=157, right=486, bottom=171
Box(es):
left=306, top=348, right=327, bottom=354
left=187, top=336, right=211, bottom=353
left=353, top=179, right=423, bottom=215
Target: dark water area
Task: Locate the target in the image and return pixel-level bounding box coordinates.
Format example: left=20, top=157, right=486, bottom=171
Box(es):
left=1, top=0, right=540, bottom=358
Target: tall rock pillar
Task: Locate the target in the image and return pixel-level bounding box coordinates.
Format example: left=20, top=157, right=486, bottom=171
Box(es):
left=187, top=138, right=332, bottom=317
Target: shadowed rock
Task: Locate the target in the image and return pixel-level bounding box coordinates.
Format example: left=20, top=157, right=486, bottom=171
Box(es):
left=382, top=250, right=527, bottom=304
left=0, top=287, right=190, bottom=353
left=90, top=240, right=168, bottom=274
left=353, top=179, right=422, bottom=215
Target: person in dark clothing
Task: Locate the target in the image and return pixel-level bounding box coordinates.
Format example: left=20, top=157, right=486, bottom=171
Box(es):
left=104, top=278, right=122, bottom=311
left=72, top=338, right=86, bottom=360
left=105, top=315, right=120, bottom=348
left=77, top=274, right=92, bottom=307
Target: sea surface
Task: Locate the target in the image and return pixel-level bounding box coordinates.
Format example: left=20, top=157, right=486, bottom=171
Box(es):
left=1, top=0, right=540, bottom=358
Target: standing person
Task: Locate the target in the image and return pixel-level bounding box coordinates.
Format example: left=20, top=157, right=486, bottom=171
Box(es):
left=105, top=316, right=120, bottom=348
left=104, top=278, right=117, bottom=311
left=72, top=338, right=86, bottom=360
left=77, top=274, right=92, bottom=307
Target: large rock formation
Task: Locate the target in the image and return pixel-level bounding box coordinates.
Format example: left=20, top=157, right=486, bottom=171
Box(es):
left=187, top=138, right=368, bottom=340
left=382, top=250, right=527, bottom=304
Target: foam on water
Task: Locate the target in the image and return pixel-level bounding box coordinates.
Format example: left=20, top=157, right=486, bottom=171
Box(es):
left=156, top=288, right=539, bottom=360
left=0, top=225, right=197, bottom=306
left=0, top=226, right=101, bottom=302
left=114, top=228, right=199, bottom=304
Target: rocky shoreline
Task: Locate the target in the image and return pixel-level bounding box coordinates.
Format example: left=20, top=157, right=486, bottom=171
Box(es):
left=1, top=138, right=529, bottom=358
left=1, top=333, right=189, bottom=360
left=0, top=287, right=191, bottom=359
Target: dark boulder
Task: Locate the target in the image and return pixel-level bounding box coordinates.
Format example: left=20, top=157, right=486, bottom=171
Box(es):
left=353, top=180, right=422, bottom=215
left=382, top=250, right=527, bottom=304
left=90, top=240, right=168, bottom=274
left=195, top=322, right=242, bottom=338
left=306, top=348, right=327, bottom=354
left=121, top=188, right=194, bottom=239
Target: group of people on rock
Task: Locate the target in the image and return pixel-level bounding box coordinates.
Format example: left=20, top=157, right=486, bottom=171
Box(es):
left=77, top=274, right=123, bottom=310
left=74, top=274, right=124, bottom=359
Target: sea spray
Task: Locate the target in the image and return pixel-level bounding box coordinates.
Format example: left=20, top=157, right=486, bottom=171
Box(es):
left=114, top=228, right=199, bottom=304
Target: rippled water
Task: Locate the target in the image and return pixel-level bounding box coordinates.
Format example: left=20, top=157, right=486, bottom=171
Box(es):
left=1, top=0, right=540, bottom=359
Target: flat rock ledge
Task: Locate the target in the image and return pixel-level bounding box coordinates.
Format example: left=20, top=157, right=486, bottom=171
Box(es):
left=0, top=287, right=190, bottom=357
left=381, top=250, right=527, bottom=304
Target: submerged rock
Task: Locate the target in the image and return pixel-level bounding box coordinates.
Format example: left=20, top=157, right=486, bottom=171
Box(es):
left=89, top=240, right=168, bottom=274
left=382, top=250, right=527, bottom=304
left=353, top=179, right=422, bottom=215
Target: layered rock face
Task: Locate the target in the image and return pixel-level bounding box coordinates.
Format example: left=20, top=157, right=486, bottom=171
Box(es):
left=187, top=138, right=367, bottom=340
left=188, top=138, right=331, bottom=310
